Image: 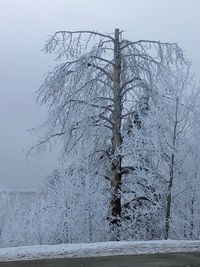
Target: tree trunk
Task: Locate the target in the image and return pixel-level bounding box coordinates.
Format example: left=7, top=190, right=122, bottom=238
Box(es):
left=110, top=28, right=123, bottom=240
left=165, top=153, right=174, bottom=240
left=190, top=196, right=194, bottom=239
left=165, top=101, right=178, bottom=240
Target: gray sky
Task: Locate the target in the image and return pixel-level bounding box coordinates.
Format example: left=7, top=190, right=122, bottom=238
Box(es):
left=0, top=0, right=200, bottom=190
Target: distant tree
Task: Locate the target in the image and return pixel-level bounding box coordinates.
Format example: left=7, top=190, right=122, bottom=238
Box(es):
left=0, top=192, right=9, bottom=244
left=157, top=64, right=200, bottom=239
left=34, top=28, right=186, bottom=240
left=172, top=91, right=200, bottom=240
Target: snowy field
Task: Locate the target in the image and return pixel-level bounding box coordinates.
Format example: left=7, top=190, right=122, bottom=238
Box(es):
left=0, top=240, right=200, bottom=266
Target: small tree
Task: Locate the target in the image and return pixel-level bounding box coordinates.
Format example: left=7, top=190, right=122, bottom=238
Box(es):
left=174, top=93, right=200, bottom=240
left=157, top=64, right=199, bottom=239
left=35, top=28, right=185, bottom=240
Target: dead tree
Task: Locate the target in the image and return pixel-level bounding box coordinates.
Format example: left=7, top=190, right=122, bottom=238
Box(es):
left=34, top=28, right=185, bottom=240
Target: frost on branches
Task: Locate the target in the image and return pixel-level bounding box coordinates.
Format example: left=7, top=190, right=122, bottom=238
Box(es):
left=31, top=28, right=200, bottom=242
left=33, top=28, right=186, bottom=241
left=1, top=29, right=200, bottom=247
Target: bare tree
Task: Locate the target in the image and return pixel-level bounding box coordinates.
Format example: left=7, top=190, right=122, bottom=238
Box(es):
left=157, top=65, right=199, bottom=239
left=34, top=28, right=185, bottom=240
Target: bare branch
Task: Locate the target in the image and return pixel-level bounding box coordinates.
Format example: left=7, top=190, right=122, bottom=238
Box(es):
left=87, top=63, right=113, bottom=80
left=121, top=77, right=141, bottom=91
left=121, top=39, right=178, bottom=50
left=123, top=196, right=153, bottom=209
left=52, top=30, right=114, bottom=41
left=99, top=115, right=114, bottom=126
left=91, top=56, right=114, bottom=66
left=121, top=112, right=135, bottom=119
left=120, top=166, right=135, bottom=175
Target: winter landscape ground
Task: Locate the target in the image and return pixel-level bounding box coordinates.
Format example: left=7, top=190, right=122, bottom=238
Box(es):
left=1, top=240, right=200, bottom=266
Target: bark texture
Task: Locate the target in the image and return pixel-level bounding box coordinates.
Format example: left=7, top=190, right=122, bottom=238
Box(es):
left=110, top=28, right=123, bottom=240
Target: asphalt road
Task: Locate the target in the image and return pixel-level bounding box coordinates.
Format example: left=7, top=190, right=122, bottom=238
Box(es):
left=1, top=253, right=200, bottom=267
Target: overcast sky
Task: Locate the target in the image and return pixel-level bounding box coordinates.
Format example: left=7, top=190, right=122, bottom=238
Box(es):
left=0, top=0, right=200, bottom=190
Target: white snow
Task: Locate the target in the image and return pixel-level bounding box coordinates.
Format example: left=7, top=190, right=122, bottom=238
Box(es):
left=0, top=240, right=200, bottom=262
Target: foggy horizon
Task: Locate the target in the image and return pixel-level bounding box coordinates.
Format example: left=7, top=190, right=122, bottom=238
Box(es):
left=1, top=0, right=200, bottom=190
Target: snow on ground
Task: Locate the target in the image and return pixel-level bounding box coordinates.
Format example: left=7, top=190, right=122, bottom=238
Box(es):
left=0, top=240, right=200, bottom=262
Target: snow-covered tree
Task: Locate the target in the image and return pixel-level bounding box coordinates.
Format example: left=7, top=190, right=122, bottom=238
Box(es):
left=0, top=192, right=9, bottom=244
left=37, top=167, right=110, bottom=243
left=32, top=28, right=187, bottom=240
left=174, top=92, right=200, bottom=240
left=156, top=64, right=200, bottom=239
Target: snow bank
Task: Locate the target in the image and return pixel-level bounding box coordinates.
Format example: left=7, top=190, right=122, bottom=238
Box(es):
left=0, top=240, right=200, bottom=262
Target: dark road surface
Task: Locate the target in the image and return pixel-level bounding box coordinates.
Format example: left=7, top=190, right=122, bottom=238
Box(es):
left=1, top=253, right=200, bottom=267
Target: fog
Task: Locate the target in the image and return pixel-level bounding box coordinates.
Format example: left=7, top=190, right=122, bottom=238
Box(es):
left=0, top=0, right=199, bottom=190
